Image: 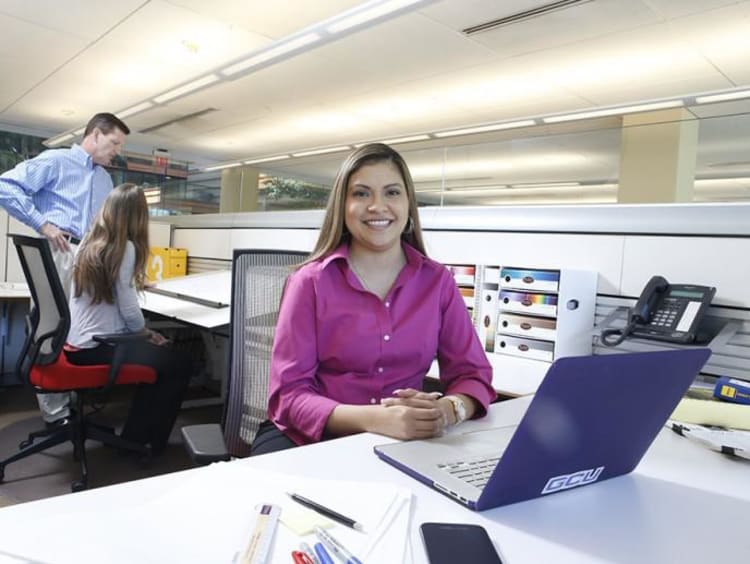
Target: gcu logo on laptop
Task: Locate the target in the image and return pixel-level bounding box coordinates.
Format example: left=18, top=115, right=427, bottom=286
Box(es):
left=541, top=466, right=605, bottom=494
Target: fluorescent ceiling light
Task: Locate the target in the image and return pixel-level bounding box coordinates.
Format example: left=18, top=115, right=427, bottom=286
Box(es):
left=203, top=162, right=242, bottom=172
left=511, top=181, right=581, bottom=188
left=379, top=134, right=430, bottom=144
left=543, top=100, right=683, bottom=123
left=73, top=127, right=85, bottom=136
left=221, top=33, right=322, bottom=77
left=244, top=155, right=291, bottom=165
left=442, top=187, right=514, bottom=196
left=119, top=101, right=154, bottom=118
left=154, top=74, right=220, bottom=104
left=326, top=0, right=425, bottom=33
left=434, top=120, right=536, bottom=138
left=45, top=133, right=75, bottom=147
left=292, top=146, right=351, bottom=157
left=695, top=89, right=750, bottom=104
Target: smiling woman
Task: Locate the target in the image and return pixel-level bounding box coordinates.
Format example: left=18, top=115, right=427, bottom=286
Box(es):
left=250, top=143, right=497, bottom=456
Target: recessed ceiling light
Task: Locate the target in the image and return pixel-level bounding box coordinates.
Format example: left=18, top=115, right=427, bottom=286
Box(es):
left=221, top=33, right=322, bottom=77
left=203, top=162, right=242, bottom=172
left=434, top=120, right=536, bottom=138
left=695, top=89, right=750, bottom=104
left=118, top=101, right=154, bottom=119
left=378, top=134, right=431, bottom=144
left=543, top=100, right=683, bottom=123
left=244, top=155, right=291, bottom=164
left=326, top=0, right=427, bottom=33
left=154, top=74, right=220, bottom=104
left=292, top=146, right=351, bottom=157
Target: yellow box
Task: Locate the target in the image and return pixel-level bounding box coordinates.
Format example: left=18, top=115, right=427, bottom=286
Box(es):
left=147, top=247, right=188, bottom=281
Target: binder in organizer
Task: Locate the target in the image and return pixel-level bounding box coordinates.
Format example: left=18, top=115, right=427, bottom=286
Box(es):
left=474, top=266, right=500, bottom=353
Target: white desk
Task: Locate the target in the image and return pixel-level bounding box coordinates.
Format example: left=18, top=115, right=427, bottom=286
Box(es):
left=0, top=283, right=30, bottom=299
left=141, top=271, right=231, bottom=330
left=0, top=398, right=748, bottom=563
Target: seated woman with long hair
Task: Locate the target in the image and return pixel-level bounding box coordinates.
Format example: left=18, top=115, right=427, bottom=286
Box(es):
left=252, top=143, right=496, bottom=455
left=65, top=183, right=190, bottom=455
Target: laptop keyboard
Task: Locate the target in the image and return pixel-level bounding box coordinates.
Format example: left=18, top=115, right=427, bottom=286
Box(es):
left=437, top=453, right=503, bottom=489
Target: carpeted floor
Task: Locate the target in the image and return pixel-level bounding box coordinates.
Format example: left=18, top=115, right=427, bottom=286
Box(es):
left=0, top=385, right=222, bottom=506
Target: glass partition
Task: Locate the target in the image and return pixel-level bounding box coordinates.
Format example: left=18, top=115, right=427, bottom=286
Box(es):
left=6, top=99, right=750, bottom=214
left=0, top=129, right=190, bottom=216
left=209, top=105, right=750, bottom=210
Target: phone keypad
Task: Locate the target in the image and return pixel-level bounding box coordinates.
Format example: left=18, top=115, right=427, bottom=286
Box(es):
left=651, top=300, right=682, bottom=328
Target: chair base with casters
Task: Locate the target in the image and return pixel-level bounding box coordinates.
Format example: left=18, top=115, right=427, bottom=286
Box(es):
left=0, top=234, right=160, bottom=492
left=0, top=389, right=152, bottom=492
left=0, top=337, right=158, bottom=492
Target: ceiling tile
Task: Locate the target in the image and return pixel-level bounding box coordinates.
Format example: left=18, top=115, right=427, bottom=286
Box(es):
left=0, top=0, right=146, bottom=40
left=448, top=0, right=661, bottom=59
left=164, top=0, right=364, bottom=38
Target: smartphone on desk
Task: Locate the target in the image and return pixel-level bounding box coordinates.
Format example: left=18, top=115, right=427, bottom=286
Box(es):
left=420, top=522, right=503, bottom=564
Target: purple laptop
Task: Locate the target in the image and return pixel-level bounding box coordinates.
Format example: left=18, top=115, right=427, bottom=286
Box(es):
left=374, top=349, right=711, bottom=510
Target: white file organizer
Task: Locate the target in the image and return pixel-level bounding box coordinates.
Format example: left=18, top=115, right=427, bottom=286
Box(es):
left=475, top=266, right=598, bottom=395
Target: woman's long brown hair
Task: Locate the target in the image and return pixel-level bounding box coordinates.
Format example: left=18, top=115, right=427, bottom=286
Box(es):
left=300, top=143, right=426, bottom=268
left=73, top=183, right=150, bottom=304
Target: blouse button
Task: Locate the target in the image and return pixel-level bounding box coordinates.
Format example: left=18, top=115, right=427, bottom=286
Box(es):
left=370, top=397, right=377, bottom=404
left=385, top=301, right=391, bottom=308
left=383, top=334, right=391, bottom=342
left=378, top=366, right=384, bottom=373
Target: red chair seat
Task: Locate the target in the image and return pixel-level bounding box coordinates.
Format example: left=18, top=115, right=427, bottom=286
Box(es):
left=30, top=352, right=157, bottom=391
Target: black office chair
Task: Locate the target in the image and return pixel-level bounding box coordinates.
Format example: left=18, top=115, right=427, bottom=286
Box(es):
left=0, top=235, right=158, bottom=492
left=181, top=249, right=306, bottom=464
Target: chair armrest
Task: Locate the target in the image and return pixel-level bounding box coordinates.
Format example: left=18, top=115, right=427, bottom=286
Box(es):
left=92, top=329, right=151, bottom=346
left=181, top=424, right=231, bottom=465
left=92, top=330, right=152, bottom=388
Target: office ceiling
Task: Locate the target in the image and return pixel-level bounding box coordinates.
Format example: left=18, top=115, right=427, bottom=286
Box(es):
left=1, top=0, right=750, bottom=204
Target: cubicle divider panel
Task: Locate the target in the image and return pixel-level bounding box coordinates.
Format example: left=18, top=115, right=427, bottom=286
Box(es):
left=151, top=203, right=750, bottom=392
left=621, top=236, right=750, bottom=307
left=172, top=228, right=233, bottom=262
left=229, top=229, right=316, bottom=254
left=172, top=228, right=317, bottom=263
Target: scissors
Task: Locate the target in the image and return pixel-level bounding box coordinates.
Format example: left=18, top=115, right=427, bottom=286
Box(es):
left=292, top=550, right=315, bottom=564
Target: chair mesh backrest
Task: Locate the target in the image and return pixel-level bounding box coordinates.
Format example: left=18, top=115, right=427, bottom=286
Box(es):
left=12, top=235, right=69, bottom=368
left=223, top=250, right=307, bottom=456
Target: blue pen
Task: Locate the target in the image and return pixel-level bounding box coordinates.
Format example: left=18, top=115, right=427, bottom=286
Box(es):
left=314, top=542, right=335, bottom=564
left=300, top=542, right=320, bottom=564
left=314, top=526, right=363, bottom=564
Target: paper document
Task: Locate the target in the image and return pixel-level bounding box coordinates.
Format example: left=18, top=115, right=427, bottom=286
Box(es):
left=0, top=463, right=412, bottom=564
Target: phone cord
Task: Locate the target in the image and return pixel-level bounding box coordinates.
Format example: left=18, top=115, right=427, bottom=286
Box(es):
left=600, top=320, right=637, bottom=347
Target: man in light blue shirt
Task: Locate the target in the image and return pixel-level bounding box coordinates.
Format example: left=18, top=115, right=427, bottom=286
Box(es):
left=0, top=112, right=130, bottom=424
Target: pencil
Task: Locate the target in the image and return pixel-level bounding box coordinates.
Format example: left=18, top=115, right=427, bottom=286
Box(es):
left=286, top=492, right=364, bottom=531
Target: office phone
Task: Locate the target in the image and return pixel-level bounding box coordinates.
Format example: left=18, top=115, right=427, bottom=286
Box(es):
left=601, top=275, right=715, bottom=346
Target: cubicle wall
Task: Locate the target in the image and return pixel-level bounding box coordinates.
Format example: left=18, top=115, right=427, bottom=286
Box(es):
left=157, top=203, right=750, bottom=394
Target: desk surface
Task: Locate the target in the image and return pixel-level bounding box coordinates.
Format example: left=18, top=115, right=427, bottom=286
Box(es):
left=0, top=282, right=29, bottom=299
left=141, top=270, right=231, bottom=329
left=0, top=398, right=748, bottom=563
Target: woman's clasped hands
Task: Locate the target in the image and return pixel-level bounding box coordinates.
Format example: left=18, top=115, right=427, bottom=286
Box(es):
left=378, top=388, right=451, bottom=440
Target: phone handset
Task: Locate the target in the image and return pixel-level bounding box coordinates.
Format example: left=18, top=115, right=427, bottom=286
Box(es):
left=601, top=275, right=671, bottom=347
left=630, top=275, right=669, bottom=325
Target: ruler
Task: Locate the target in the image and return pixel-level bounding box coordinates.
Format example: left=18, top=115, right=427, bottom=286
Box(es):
left=236, top=503, right=281, bottom=564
